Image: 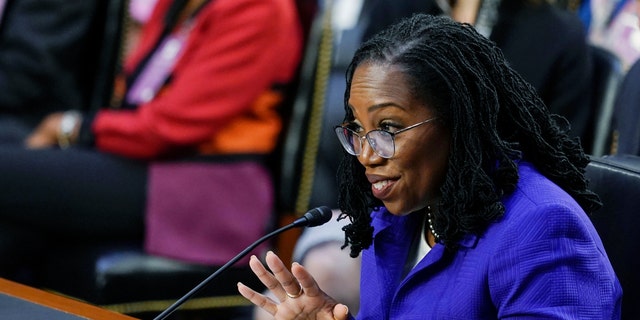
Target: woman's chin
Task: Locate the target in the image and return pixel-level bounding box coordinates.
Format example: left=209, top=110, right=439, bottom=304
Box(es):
left=383, top=204, right=412, bottom=216
left=384, top=201, right=431, bottom=217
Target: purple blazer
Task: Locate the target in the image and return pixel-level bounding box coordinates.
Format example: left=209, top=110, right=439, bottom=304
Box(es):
left=355, top=162, right=622, bottom=319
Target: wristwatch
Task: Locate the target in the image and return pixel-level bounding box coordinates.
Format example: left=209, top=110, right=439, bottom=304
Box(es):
left=57, top=111, right=82, bottom=149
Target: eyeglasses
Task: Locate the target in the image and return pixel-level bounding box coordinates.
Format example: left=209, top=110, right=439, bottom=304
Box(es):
left=334, top=117, right=437, bottom=158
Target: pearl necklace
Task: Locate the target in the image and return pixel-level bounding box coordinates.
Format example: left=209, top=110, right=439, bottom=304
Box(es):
left=426, top=205, right=440, bottom=241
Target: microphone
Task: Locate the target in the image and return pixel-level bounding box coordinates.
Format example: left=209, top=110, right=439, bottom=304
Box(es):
left=292, top=206, right=333, bottom=227
left=153, top=206, right=333, bottom=320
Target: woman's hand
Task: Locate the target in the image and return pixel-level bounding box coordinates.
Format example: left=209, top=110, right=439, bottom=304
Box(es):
left=25, top=112, right=64, bottom=148
left=238, top=251, right=351, bottom=320
left=25, top=111, right=82, bottom=149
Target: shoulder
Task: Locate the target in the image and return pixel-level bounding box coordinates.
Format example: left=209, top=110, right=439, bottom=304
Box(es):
left=494, top=162, right=600, bottom=245
left=483, top=164, right=621, bottom=318
left=519, top=2, right=584, bottom=29
left=506, top=3, right=587, bottom=41
left=506, top=162, right=584, bottom=217
left=551, top=9, right=589, bottom=48
left=535, top=3, right=588, bottom=42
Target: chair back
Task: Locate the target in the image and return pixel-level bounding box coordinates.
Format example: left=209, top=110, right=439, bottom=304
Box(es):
left=585, top=154, right=640, bottom=319
left=85, top=0, right=128, bottom=110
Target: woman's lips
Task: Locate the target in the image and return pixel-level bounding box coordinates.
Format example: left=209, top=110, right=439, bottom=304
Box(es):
left=372, top=180, right=394, bottom=199
left=367, top=174, right=397, bottom=200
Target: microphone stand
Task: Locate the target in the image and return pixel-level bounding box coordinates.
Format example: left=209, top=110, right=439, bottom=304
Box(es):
left=153, top=221, right=300, bottom=320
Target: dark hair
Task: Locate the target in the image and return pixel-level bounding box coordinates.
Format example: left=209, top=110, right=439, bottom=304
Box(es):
left=337, top=14, right=601, bottom=257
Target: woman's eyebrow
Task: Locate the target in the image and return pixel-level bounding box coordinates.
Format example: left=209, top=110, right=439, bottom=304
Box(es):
left=367, top=102, right=402, bottom=112
left=347, top=102, right=404, bottom=113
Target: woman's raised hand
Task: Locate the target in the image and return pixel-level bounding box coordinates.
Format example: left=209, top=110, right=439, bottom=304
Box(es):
left=237, top=251, right=351, bottom=320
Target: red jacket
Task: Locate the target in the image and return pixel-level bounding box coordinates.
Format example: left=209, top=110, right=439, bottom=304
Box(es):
left=92, top=0, right=302, bottom=159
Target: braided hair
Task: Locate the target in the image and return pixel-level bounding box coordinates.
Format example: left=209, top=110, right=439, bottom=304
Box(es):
left=337, top=14, right=601, bottom=257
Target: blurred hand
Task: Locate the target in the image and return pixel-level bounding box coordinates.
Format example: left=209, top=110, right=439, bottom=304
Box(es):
left=238, top=251, right=351, bottom=320
left=25, top=112, right=64, bottom=149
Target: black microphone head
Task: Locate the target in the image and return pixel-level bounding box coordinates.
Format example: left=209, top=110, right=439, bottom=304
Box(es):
left=295, top=206, right=333, bottom=227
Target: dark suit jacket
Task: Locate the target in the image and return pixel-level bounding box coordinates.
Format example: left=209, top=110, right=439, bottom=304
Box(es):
left=491, top=1, right=592, bottom=144
left=611, top=60, right=640, bottom=155
left=0, top=0, right=120, bottom=133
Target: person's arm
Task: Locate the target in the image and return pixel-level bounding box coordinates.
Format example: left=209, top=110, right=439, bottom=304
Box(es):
left=0, top=0, right=99, bottom=113
left=91, top=0, right=300, bottom=159
left=489, top=203, right=621, bottom=319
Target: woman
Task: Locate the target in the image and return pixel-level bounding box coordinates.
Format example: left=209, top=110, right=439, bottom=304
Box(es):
left=237, top=14, right=621, bottom=319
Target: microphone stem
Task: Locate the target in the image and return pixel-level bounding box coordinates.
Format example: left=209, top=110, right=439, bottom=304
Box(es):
left=153, top=223, right=298, bottom=320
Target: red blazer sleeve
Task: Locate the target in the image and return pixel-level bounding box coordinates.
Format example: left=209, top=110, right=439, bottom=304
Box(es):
left=92, top=0, right=301, bottom=159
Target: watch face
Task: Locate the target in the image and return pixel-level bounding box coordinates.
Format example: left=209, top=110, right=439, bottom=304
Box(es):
left=60, top=111, right=80, bottom=136
left=58, top=111, right=82, bottom=148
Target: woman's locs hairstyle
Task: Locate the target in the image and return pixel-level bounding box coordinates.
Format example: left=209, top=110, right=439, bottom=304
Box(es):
left=336, top=14, right=601, bottom=257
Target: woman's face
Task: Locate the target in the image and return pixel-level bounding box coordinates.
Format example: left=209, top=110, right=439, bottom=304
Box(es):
left=347, top=62, right=451, bottom=216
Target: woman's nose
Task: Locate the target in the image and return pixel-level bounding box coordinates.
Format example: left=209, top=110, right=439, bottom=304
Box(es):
left=357, top=137, right=383, bottom=165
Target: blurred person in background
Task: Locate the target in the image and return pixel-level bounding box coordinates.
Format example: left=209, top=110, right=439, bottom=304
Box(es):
left=0, top=0, right=302, bottom=288
left=608, top=0, right=640, bottom=155
left=0, top=0, right=106, bottom=144
left=579, top=0, right=640, bottom=70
